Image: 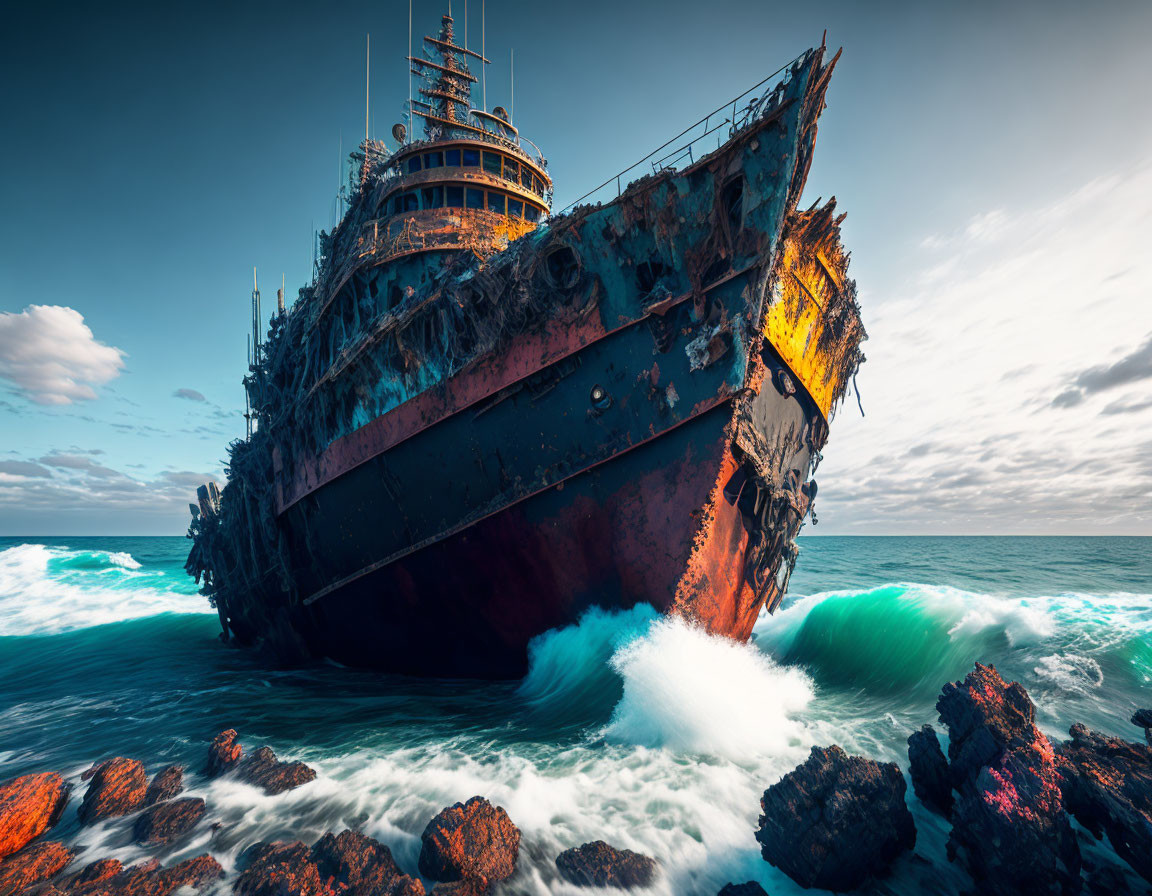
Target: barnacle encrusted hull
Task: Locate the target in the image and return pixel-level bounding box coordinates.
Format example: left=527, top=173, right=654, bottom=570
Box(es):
left=186, top=45, right=865, bottom=677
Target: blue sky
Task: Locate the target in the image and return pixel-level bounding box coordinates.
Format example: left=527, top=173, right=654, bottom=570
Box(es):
left=2, top=0, right=1151, bottom=534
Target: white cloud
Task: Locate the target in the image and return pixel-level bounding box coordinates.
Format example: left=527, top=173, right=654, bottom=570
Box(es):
left=815, top=161, right=1152, bottom=534
left=0, top=305, right=125, bottom=405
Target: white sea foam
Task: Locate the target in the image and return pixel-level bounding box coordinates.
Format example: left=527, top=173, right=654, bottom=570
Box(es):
left=604, top=615, right=815, bottom=761
left=0, top=543, right=209, bottom=636
left=1033, top=653, right=1105, bottom=695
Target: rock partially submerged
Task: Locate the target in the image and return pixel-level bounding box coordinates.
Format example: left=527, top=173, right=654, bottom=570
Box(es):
left=1130, top=710, right=1152, bottom=746
left=716, top=884, right=769, bottom=896
left=143, top=767, right=184, bottom=807
left=0, top=774, right=70, bottom=860
left=132, top=797, right=206, bottom=846
left=236, top=831, right=423, bottom=896
left=206, top=731, right=316, bottom=795
left=1057, top=723, right=1152, bottom=884
left=554, top=841, right=657, bottom=889
left=418, top=797, right=520, bottom=887
left=78, top=758, right=147, bottom=825
left=908, top=724, right=953, bottom=816
left=0, top=841, right=74, bottom=896
left=936, top=662, right=1080, bottom=896
left=53, top=855, right=222, bottom=896
left=756, top=745, right=915, bottom=891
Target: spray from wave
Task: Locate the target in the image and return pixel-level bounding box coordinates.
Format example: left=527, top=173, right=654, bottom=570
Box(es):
left=0, top=543, right=210, bottom=636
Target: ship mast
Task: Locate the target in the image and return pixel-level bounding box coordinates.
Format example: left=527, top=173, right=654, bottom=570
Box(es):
left=407, top=10, right=489, bottom=140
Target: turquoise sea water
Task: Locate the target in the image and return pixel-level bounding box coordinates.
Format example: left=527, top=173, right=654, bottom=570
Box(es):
left=1, top=536, right=1150, bottom=894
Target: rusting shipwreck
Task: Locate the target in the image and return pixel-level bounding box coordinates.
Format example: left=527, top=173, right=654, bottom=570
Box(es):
left=186, top=13, right=866, bottom=677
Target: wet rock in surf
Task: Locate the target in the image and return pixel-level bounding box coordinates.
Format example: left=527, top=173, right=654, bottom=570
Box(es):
left=0, top=773, right=71, bottom=860
left=1057, top=723, right=1152, bottom=884
left=554, top=841, right=657, bottom=889
left=1131, top=709, right=1152, bottom=745
left=312, top=830, right=424, bottom=896
left=717, top=884, right=769, bottom=896
left=0, top=841, right=74, bottom=895
left=419, top=797, right=520, bottom=887
left=936, top=662, right=1080, bottom=895
left=206, top=731, right=315, bottom=795
left=55, top=855, right=222, bottom=896
left=206, top=730, right=242, bottom=776
left=427, top=882, right=487, bottom=896
left=132, top=797, right=206, bottom=846
left=236, top=831, right=424, bottom=896
left=907, top=724, right=953, bottom=816
left=143, top=766, right=184, bottom=807
left=755, top=745, right=915, bottom=891
left=238, top=747, right=316, bottom=795
left=78, top=758, right=148, bottom=825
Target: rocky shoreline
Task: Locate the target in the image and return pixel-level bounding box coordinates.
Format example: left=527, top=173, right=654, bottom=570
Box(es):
left=1, top=664, right=1149, bottom=895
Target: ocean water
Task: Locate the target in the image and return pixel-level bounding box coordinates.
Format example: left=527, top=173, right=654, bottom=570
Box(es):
left=1, top=535, right=1150, bottom=894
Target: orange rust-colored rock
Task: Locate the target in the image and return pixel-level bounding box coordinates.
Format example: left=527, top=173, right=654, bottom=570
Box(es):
left=62, top=858, right=123, bottom=893
left=0, top=841, right=74, bottom=896
left=206, top=730, right=242, bottom=777
left=95, top=854, right=223, bottom=896
left=78, top=759, right=147, bottom=825
left=237, top=832, right=424, bottom=896
left=143, top=767, right=183, bottom=807
left=418, top=797, right=520, bottom=886
left=0, top=773, right=71, bottom=861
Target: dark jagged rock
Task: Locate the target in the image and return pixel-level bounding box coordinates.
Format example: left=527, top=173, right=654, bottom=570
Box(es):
left=0, top=773, right=71, bottom=860
left=554, top=841, right=657, bottom=889
left=755, top=745, right=915, bottom=891
left=1130, top=710, right=1152, bottom=746
left=143, top=767, right=183, bottom=807
left=57, top=855, right=222, bottom=896
left=936, top=663, right=1080, bottom=896
left=0, top=841, right=74, bottom=896
left=1057, top=723, right=1152, bottom=884
left=206, top=732, right=315, bottom=795
left=418, top=797, right=520, bottom=886
left=78, top=759, right=148, bottom=825
left=236, top=832, right=424, bottom=896
left=908, top=724, right=953, bottom=816
left=717, top=884, right=769, bottom=896
left=238, top=747, right=316, bottom=796
left=236, top=842, right=331, bottom=896
left=132, top=798, right=206, bottom=846
left=62, top=858, right=123, bottom=893
left=206, top=730, right=242, bottom=777
left=312, top=830, right=424, bottom=896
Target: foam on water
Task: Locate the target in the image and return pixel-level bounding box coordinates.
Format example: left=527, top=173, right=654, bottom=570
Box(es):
left=605, top=615, right=815, bottom=761
left=0, top=543, right=209, bottom=636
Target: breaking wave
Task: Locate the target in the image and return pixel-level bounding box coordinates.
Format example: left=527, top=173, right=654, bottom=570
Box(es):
left=0, top=543, right=209, bottom=636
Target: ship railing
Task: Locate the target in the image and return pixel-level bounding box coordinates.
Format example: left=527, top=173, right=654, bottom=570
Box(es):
left=553, top=49, right=810, bottom=216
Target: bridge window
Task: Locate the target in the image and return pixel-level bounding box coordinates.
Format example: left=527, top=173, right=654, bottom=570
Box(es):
left=421, top=185, right=444, bottom=209
left=466, top=188, right=484, bottom=209
left=406, top=156, right=422, bottom=174
left=446, top=186, right=464, bottom=207
left=462, top=147, right=480, bottom=167
left=520, top=167, right=533, bottom=189
left=533, top=175, right=545, bottom=196
left=487, top=192, right=506, bottom=214
left=425, top=151, right=444, bottom=169
left=445, top=149, right=461, bottom=166
left=508, top=198, right=523, bottom=218
left=483, top=151, right=502, bottom=175
left=402, top=192, right=418, bottom=212
left=505, top=159, right=520, bottom=183
left=525, top=205, right=541, bottom=223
